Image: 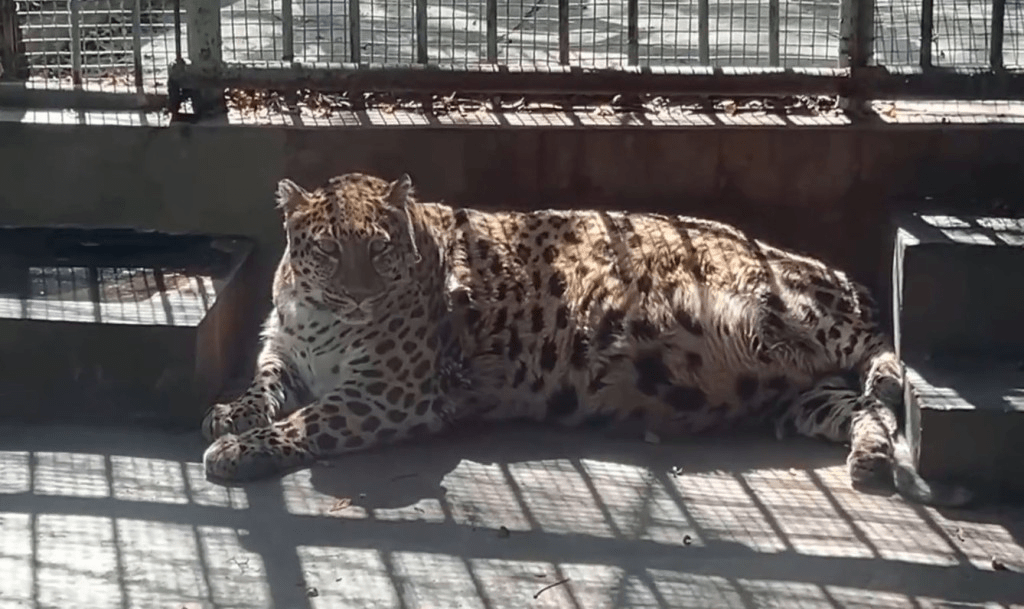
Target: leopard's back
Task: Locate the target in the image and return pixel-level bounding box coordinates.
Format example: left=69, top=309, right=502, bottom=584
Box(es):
left=439, top=206, right=880, bottom=435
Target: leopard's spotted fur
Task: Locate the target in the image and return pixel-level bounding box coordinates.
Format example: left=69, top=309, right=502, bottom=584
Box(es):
left=202, top=172, right=972, bottom=507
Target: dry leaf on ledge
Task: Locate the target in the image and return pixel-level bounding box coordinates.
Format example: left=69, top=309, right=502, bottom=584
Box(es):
left=329, top=497, right=352, bottom=513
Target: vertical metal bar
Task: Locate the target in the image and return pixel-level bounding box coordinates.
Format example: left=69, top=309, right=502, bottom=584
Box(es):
left=990, top=0, right=1006, bottom=69
left=920, top=0, right=933, bottom=67
left=838, top=0, right=873, bottom=108
left=485, top=0, right=497, bottom=63
left=184, top=0, right=225, bottom=115
left=132, top=0, right=144, bottom=88
left=348, top=0, right=360, bottom=62
left=281, top=0, right=294, bottom=60
left=626, top=0, right=638, bottom=65
left=859, top=0, right=875, bottom=67
left=0, top=0, right=10, bottom=78
left=415, top=0, right=427, bottom=64
left=557, top=0, right=569, bottom=64
left=69, top=0, right=82, bottom=85
left=87, top=267, right=101, bottom=323
left=698, top=0, right=709, bottom=65
left=768, top=0, right=780, bottom=66
left=173, top=0, right=183, bottom=63
left=838, top=0, right=856, bottom=67
left=185, top=0, right=223, bottom=67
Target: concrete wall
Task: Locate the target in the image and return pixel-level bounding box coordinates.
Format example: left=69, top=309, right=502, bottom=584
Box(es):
left=2, top=120, right=1024, bottom=341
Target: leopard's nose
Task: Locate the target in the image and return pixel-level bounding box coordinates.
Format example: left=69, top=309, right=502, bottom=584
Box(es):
left=346, top=284, right=379, bottom=303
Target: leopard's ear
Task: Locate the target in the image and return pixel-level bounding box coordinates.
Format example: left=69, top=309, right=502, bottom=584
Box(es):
left=276, top=178, right=309, bottom=214
left=385, top=173, right=413, bottom=209
left=386, top=173, right=421, bottom=263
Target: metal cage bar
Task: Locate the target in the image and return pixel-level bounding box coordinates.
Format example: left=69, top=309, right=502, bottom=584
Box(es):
left=173, top=0, right=183, bottom=64
left=558, top=0, right=569, bottom=65
left=627, top=0, right=638, bottom=66
left=769, top=0, right=780, bottom=67
left=698, top=0, right=709, bottom=65
left=183, top=0, right=226, bottom=113
left=485, top=0, right=497, bottom=64
left=185, top=0, right=223, bottom=70
left=282, top=0, right=294, bottom=61
left=415, top=0, right=427, bottom=64
left=349, top=0, right=361, bottom=63
left=990, top=0, right=1006, bottom=70
left=839, top=0, right=874, bottom=68
left=920, top=0, right=934, bottom=67
left=68, top=0, right=82, bottom=85
left=132, top=0, right=144, bottom=87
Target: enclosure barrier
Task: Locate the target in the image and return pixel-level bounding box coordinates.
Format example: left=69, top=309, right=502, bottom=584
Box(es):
left=1, top=0, right=1023, bottom=116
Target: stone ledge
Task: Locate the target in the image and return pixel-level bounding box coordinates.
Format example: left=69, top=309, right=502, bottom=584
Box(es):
left=0, top=227, right=255, bottom=428
left=904, top=359, right=1024, bottom=499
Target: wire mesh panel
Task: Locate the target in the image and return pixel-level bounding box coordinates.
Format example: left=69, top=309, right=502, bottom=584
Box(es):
left=1007, top=0, right=1024, bottom=68
left=14, top=0, right=177, bottom=92
left=497, top=0, right=564, bottom=65
left=426, top=0, right=486, bottom=64
left=245, top=0, right=422, bottom=64
left=873, top=0, right=922, bottom=66
left=182, top=0, right=1024, bottom=76
left=781, top=0, right=838, bottom=66
left=4, top=266, right=213, bottom=325
left=709, top=0, right=772, bottom=65
left=222, top=0, right=282, bottom=63
left=636, top=0, right=699, bottom=65
left=293, top=0, right=343, bottom=62
left=573, top=0, right=629, bottom=67
left=932, top=0, right=992, bottom=68
left=874, top=0, right=1012, bottom=69
left=6, top=0, right=1024, bottom=101
left=360, top=0, right=416, bottom=63
left=216, top=0, right=841, bottom=68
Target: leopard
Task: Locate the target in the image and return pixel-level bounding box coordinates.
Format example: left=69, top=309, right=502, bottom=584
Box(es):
left=201, top=171, right=973, bottom=508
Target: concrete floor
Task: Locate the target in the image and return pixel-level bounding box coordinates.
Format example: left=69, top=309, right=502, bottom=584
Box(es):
left=0, top=423, right=1022, bottom=609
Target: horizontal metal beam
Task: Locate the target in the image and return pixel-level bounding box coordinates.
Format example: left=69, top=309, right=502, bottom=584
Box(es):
left=0, top=83, right=167, bottom=111
left=169, top=62, right=851, bottom=97
left=168, top=62, right=1024, bottom=101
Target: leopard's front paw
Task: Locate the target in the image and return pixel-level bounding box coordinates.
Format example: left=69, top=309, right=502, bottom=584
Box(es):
left=203, top=432, right=290, bottom=482
left=847, top=432, right=894, bottom=490
left=201, top=403, right=270, bottom=442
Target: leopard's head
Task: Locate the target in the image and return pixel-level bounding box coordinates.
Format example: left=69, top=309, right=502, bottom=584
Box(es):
left=276, top=171, right=423, bottom=324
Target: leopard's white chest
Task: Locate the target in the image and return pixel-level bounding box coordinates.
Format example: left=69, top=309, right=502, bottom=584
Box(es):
left=272, top=301, right=368, bottom=400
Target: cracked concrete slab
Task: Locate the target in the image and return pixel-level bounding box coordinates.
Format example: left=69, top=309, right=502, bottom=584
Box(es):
left=0, top=422, right=1022, bottom=608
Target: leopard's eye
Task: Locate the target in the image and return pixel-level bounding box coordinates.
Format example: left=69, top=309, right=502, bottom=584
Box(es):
left=316, top=239, right=339, bottom=255
left=369, top=238, right=389, bottom=255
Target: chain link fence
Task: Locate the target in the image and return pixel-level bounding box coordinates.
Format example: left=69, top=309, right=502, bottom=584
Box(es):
left=1, top=0, right=1022, bottom=104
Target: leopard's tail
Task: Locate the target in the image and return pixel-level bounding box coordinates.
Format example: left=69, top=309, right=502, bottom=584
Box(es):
left=890, top=430, right=975, bottom=508
left=859, top=344, right=975, bottom=508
